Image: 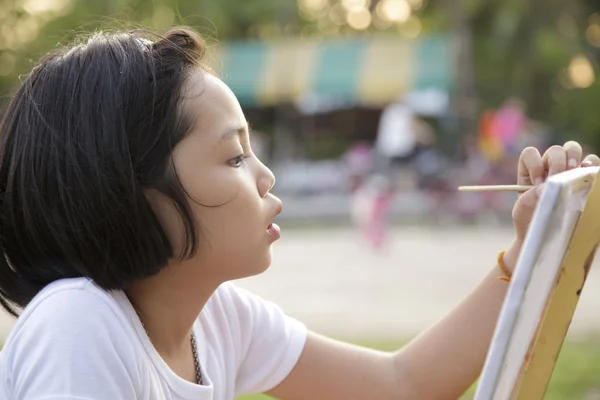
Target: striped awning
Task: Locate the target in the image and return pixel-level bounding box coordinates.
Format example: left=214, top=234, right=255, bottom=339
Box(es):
left=207, top=35, right=452, bottom=107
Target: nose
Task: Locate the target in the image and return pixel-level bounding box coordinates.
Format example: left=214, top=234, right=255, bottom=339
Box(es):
left=257, top=161, right=276, bottom=198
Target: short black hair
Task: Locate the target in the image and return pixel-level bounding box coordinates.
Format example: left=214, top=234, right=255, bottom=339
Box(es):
left=0, top=27, right=208, bottom=316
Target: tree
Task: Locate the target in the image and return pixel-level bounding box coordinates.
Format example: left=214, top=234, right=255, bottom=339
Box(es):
left=438, top=0, right=600, bottom=149
left=1, top=0, right=599, bottom=151
left=0, top=0, right=304, bottom=99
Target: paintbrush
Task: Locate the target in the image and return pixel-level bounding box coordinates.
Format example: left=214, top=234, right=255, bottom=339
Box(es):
left=457, top=185, right=534, bottom=193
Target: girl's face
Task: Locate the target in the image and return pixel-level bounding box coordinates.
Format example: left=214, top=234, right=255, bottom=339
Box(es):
left=152, top=71, right=282, bottom=280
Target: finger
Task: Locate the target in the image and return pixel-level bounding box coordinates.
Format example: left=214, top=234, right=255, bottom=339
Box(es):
left=582, top=154, right=600, bottom=167
left=563, top=141, right=583, bottom=169
left=512, top=184, right=544, bottom=227
left=542, top=145, right=568, bottom=177
left=518, top=147, right=544, bottom=185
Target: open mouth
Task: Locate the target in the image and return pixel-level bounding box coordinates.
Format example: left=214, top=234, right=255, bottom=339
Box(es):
left=267, top=222, right=281, bottom=239
left=267, top=200, right=283, bottom=239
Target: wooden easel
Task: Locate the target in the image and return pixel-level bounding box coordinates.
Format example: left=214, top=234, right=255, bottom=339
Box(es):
left=475, top=167, right=600, bottom=399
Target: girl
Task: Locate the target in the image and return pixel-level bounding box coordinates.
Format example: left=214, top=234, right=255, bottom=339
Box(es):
left=0, top=27, right=597, bottom=400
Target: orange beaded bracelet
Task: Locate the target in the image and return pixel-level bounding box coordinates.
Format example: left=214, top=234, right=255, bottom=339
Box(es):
left=497, top=250, right=512, bottom=282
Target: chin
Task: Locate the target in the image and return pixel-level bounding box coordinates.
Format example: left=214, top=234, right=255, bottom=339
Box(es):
left=233, top=251, right=273, bottom=280
left=254, top=251, right=273, bottom=275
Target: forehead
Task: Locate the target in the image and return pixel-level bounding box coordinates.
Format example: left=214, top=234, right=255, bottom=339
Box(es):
left=183, top=70, right=246, bottom=140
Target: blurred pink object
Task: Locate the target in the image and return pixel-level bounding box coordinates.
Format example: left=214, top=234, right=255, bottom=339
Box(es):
left=351, top=175, right=392, bottom=250
left=494, top=102, right=526, bottom=149
left=346, top=142, right=373, bottom=192
left=347, top=142, right=372, bottom=171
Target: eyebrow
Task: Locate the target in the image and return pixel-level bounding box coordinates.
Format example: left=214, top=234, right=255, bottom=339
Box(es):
left=220, top=122, right=252, bottom=141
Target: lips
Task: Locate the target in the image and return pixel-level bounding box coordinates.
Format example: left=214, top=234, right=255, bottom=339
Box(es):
left=267, top=222, right=281, bottom=239
left=267, top=200, right=283, bottom=239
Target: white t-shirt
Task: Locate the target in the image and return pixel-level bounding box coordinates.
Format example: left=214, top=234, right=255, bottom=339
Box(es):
left=0, top=277, right=307, bottom=400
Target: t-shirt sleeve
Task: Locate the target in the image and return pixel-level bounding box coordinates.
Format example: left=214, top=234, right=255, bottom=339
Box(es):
left=4, top=288, right=140, bottom=400
left=225, top=283, right=307, bottom=396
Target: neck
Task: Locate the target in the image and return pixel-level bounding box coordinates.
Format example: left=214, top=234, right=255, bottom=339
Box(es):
left=125, top=258, right=221, bottom=356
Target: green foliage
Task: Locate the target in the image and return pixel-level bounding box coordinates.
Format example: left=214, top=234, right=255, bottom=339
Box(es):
left=469, top=0, right=599, bottom=149
left=421, top=0, right=600, bottom=150
left=1, top=0, right=600, bottom=150
left=0, top=0, right=305, bottom=102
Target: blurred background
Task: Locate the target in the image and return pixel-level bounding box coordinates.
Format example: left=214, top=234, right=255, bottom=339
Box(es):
left=2, top=0, right=600, bottom=398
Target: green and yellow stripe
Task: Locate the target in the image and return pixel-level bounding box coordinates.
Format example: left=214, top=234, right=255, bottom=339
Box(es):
left=209, top=35, right=451, bottom=106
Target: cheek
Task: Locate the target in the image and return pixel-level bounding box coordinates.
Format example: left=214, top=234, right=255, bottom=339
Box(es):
left=193, top=192, right=268, bottom=274
left=184, top=170, right=242, bottom=206
left=197, top=192, right=263, bottom=246
left=172, top=158, right=268, bottom=264
left=173, top=145, right=239, bottom=206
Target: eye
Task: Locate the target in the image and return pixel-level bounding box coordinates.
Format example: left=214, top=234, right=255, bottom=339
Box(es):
left=228, top=154, right=250, bottom=168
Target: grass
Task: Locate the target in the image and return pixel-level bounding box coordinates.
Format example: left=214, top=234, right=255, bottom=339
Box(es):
left=237, top=337, right=600, bottom=400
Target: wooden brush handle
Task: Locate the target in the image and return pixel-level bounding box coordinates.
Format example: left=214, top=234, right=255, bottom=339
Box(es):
left=458, top=185, right=534, bottom=193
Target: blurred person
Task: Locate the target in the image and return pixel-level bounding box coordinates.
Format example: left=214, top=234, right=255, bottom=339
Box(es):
left=411, top=117, right=443, bottom=191
left=345, top=141, right=373, bottom=192
left=373, top=98, right=416, bottom=178
left=494, top=97, right=527, bottom=155
left=478, top=109, right=504, bottom=163
left=478, top=98, right=527, bottom=165
left=350, top=173, right=393, bottom=251
left=346, top=143, right=392, bottom=251
left=0, top=27, right=598, bottom=400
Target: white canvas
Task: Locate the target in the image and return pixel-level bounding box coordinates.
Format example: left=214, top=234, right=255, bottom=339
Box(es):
left=475, top=166, right=599, bottom=400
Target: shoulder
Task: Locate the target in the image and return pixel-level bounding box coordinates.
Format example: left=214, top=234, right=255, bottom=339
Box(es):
left=1, top=278, right=142, bottom=398
left=203, top=281, right=279, bottom=328
left=200, top=281, right=307, bottom=352
left=9, top=277, right=130, bottom=340
left=201, top=282, right=307, bottom=396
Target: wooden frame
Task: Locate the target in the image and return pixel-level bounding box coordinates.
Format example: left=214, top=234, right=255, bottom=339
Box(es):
left=475, top=166, right=600, bottom=399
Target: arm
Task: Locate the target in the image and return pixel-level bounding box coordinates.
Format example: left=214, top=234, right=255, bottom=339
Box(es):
left=269, top=143, right=599, bottom=400
left=267, top=242, right=520, bottom=400
left=390, top=242, right=520, bottom=398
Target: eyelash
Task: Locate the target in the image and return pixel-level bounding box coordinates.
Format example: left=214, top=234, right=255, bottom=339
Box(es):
left=229, top=154, right=250, bottom=168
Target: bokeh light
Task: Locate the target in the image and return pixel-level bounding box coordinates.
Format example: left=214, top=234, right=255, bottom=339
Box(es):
left=372, top=10, right=392, bottom=30
left=377, top=0, right=411, bottom=23
left=558, top=14, right=578, bottom=38
left=399, top=15, right=421, bottom=37
left=586, top=22, right=600, bottom=47
left=299, top=0, right=328, bottom=11
left=347, top=8, right=372, bottom=30
left=299, top=0, right=329, bottom=21
left=341, top=0, right=370, bottom=12
left=407, top=0, right=423, bottom=10
left=568, top=55, right=595, bottom=88
left=589, top=12, right=600, bottom=27
left=15, top=17, right=40, bottom=44
left=329, top=3, right=347, bottom=26
left=20, top=0, right=72, bottom=16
